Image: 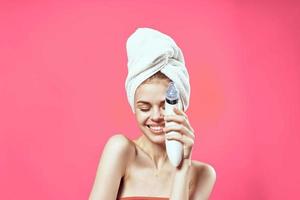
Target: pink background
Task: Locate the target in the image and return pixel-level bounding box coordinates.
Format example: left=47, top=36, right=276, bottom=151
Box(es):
left=1, top=0, right=299, bottom=199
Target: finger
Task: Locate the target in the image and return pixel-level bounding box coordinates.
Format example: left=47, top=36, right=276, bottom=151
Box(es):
left=173, top=107, right=195, bottom=134
left=166, top=133, right=194, bottom=146
left=164, top=115, right=193, bottom=132
left=173, top=107, right=188, bottom=119
left=164, top=124, right=195, bottom=139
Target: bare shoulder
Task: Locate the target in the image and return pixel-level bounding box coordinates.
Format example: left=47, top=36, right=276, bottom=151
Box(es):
left=189, top=160, right=217, bottom=199
left=105, top=134, right=135, bottom=151
left=191, top=160, right=216, bottom=179
left=104, top=134, right=136, bottom=160
left=89, top=134, right=136, bottom=199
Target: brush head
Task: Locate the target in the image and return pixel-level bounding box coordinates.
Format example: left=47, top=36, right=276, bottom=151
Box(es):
left=166, top=82, right=179, bottom=104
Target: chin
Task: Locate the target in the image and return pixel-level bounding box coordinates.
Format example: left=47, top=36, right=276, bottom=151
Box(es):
left=151, top=135, right=166, bottom=144
left=142, top=126, right=166, bottom=144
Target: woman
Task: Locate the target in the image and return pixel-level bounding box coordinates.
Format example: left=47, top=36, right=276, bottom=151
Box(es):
left=89, top=28, right=216, bottom=200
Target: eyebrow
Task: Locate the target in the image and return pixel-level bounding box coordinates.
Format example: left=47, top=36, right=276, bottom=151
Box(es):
left=136, top=100, right=165, bottom=105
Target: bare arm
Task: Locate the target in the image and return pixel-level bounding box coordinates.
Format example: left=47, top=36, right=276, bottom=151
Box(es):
left=164, top=107, right=216, bottom=199
left=89, top=134, right=134, bottom=200
left=169, top=159, right=191, bottom=200
left=190, top=163, right=216, bottom=200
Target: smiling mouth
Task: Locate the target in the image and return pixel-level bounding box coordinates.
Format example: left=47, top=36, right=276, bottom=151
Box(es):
left=146, top=125, right=165, bottom=133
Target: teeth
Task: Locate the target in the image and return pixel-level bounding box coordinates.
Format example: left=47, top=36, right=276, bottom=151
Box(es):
left=148, top=125, right=164, bottom=133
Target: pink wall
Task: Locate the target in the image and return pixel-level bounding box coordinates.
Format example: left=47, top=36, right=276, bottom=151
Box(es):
left=1, top=0, right=299, bottom=199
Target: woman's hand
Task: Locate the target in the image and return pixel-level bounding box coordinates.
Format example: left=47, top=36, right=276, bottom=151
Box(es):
left=163, top=107, right=195, bottom=163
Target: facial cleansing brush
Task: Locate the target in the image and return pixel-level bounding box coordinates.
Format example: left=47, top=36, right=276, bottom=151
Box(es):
left=165, top=82, right=183, bottom=167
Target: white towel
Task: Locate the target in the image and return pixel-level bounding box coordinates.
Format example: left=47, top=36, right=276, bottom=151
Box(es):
left=125, top=27, right=190, bottom=113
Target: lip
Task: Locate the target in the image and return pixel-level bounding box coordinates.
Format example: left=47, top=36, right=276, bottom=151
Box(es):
left=146, top=124, right=165, bottom=134
left=147, top=124, right=165, bottom=127
left=146, top=125, right=165, bottom=128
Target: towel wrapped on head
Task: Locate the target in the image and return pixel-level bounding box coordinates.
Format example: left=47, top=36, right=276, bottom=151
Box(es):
left=125, top=28, right=190, bottom=113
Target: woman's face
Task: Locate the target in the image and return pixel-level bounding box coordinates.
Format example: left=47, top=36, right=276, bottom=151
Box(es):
left=134, top=79, right=170, bottom=144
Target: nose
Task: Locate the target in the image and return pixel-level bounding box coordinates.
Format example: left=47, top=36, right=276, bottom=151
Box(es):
left=150, top=107, right=164, bottom=121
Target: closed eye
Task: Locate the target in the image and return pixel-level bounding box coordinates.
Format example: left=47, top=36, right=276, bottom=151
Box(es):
left=140, top=108, right=150, bottom=112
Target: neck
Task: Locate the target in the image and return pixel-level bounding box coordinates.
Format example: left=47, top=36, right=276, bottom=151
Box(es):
left=135, top=135, right=167, bottom=169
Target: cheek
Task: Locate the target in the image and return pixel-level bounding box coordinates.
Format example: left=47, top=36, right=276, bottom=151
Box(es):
left=136, top=112, right=149, bottom=124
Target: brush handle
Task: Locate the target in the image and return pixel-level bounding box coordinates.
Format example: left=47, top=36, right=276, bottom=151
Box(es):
left=165, top=101, right=183, bottom=167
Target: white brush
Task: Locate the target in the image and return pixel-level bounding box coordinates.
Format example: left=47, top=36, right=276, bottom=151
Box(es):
left=165, top=82, right=183, bottom=167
